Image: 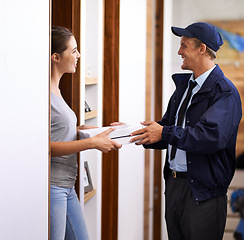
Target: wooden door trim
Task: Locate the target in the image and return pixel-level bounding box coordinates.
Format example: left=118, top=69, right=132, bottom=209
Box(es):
left=71, top=0, right=81, bottom=199
left=153, top=0, right=164, bottom=239
left=144, top=0, right=153, bottom=239
left=49, top=1, right=51, bottom=238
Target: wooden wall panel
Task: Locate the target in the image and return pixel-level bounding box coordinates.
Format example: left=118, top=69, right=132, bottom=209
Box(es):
left=102, top=0, right=120, bottom=239
left=209, top=20, right=244, bottom=157
left=52, top=0, right=80, bottom=122
left=52, top=0, right=73, bottom=109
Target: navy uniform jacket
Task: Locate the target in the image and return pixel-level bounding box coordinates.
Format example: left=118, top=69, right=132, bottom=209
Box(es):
left=144, top=65, right=242, bottom=201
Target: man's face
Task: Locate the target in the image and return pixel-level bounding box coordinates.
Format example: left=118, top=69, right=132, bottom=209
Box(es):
left=178, top=36, right=201, bottom=72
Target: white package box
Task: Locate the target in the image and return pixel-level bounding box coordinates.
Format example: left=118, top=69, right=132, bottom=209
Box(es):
left=78, top=124, right=144, bottom=145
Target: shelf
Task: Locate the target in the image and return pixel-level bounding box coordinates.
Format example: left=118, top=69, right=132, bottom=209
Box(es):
left=85, top=77, right=98, bottom=85
left=85, top=110, right=97, bottom=120
left=84, top=188, right=96, bottom=203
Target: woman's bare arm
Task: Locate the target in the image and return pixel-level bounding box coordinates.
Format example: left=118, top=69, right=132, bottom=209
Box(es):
left=51, top=128, right=122, bottom=157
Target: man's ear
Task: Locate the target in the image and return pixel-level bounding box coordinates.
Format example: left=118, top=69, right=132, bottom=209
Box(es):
left=200, top=43, right=207, bottom=54
left=51, top=53, right=60, bottom=63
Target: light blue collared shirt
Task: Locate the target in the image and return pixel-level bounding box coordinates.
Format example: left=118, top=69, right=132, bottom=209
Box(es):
left=169, top=65, right=216, bottom=172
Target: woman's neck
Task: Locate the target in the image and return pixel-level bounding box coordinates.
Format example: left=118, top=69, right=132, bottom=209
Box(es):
left=51, top=66, right=63, bottom=97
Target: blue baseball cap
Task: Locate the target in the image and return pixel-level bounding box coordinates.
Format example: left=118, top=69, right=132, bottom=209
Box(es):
left=171, top=22, right=223, bottom=52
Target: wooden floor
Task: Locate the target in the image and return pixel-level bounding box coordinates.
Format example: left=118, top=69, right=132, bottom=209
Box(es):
left=224, top=169, right=244, bottom=240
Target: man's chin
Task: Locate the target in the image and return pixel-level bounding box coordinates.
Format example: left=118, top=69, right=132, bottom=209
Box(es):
left=181, top=65, right=187, bottom=70
left=181, top=64, right=190, bottom=71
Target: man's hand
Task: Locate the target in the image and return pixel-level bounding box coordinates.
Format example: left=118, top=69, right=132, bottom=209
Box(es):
left=110, top=122, right=126, bottom=126
left=77, top=125, right=97, bottom=130
left=130, top=121, right=163, bottom=145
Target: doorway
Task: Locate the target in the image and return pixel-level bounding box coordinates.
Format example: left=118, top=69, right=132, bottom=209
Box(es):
left=51, top=0, right=81, bottom=196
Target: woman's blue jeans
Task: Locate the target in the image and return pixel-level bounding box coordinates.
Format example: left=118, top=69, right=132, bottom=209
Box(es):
left=50, top=185, right=89, bottom=240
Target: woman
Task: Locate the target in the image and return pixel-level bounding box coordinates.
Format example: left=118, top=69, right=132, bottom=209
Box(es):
left=50, top=26, right=121, bottom=240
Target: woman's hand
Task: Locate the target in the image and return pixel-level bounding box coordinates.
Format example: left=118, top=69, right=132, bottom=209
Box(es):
left=92, top=128, right=122, bottom=153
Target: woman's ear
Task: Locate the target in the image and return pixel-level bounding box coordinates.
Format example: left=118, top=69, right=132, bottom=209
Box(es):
left=51, top=53, right=60, bottom=63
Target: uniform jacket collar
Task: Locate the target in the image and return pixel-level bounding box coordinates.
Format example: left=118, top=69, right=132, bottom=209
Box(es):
left=172, top=64, right=224, bottom=94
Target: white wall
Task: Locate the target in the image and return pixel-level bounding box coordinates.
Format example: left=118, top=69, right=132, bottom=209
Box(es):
left=0, top=1, right=49, bottom=239
left=82, top=1, right=103, bottom=240
left=119, top=0, right=147, bottom=239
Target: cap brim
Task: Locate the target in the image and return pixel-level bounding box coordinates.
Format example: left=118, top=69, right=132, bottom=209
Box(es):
left=171, top=26, right=195, bottom=38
